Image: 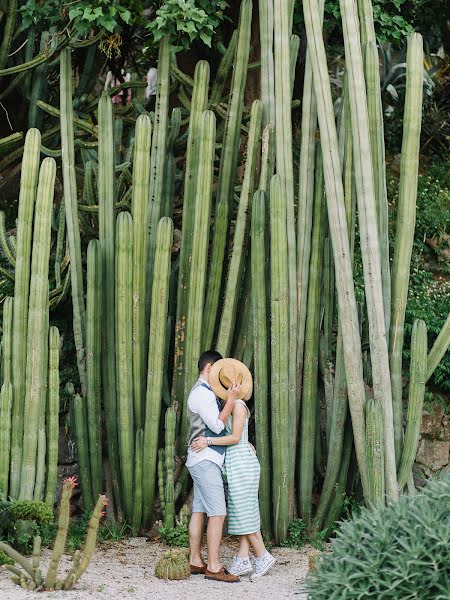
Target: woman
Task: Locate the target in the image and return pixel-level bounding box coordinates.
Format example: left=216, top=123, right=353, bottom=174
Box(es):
left=191, top=391, right=276, bottom=580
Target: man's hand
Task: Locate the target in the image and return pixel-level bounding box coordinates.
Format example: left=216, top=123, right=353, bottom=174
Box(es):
left=227, top=380, right=242, bottom=403
left=191, top=436, right=208, bottom=452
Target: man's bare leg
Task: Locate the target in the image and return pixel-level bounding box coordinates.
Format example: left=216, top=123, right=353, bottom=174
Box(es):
left=189, top=512, right=206, bottom=566
left=206, top=515, right=225, bottom=572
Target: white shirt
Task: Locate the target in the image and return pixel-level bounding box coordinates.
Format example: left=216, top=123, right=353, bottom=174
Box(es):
left=185, top=378, right=226, bottom=468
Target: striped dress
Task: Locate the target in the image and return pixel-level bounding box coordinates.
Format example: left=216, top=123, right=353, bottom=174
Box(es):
left=225, top=400, right=261, bottom=535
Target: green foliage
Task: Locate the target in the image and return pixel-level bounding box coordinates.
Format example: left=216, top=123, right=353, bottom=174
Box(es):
left=306, top=475, right=450, bottom=599
left=97, top=521, right=131, bottom=543
left=11, top=500, right=54, bottom=524
left=158, top=524, right=189, bottom=547
left=281, top=518, right=307, bottom=549
left=147, top=0, right=228, bottom=50
left=0, top=548, right=14, bottom=565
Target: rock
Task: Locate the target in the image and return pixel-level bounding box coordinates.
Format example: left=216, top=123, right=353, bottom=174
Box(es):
left=416, top=438, right=449, bottom=471
left=440, top=417, right=450, bottom=441
left=420, top=406, right=444, bottom=438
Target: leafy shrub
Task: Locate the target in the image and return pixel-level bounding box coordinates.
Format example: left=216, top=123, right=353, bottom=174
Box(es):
left=281, top=519, right=307, bottom=549
left=0, top=548, right=14, bottom=566
left=11, top=500, right=54, bottom=524
left=158, top=524, right=189, bottom=547
left=306, top=475, right=450, bottom=599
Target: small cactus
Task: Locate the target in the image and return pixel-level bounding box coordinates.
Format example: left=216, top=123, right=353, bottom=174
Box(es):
left=155, top=549, right=190, bottom=580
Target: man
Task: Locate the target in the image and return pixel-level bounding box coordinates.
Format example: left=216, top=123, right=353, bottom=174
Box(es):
left=186, top=350, right=241, bottom=583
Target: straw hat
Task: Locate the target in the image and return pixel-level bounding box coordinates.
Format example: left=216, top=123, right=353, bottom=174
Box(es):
left=209, top=358, right=253, bottom=401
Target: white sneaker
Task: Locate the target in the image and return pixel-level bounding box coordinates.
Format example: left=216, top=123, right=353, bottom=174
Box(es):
left=228, top=556, right=254, bottom=576
left=250, top=552, right=276, bottom=581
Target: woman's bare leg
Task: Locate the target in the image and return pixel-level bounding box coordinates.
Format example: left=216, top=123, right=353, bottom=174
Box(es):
left=237, top=535, right=251, bottom=558
left=247, top=531, right=266, bottom=557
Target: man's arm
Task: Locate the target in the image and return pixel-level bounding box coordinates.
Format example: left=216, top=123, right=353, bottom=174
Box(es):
left=195, top=394, right=228, bottom=434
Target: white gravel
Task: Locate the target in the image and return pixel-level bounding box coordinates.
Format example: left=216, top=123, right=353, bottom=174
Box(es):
left=0, top=538, right=310, bottom=599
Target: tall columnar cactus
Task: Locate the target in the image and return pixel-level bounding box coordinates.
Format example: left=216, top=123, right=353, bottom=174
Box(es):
left=164, top=406, right=176, bottom=528
left=0, top=212, right=16, bottom=268
left=389, top=34, right=424, bottom=467
left=302, top=0, right=370, bottom=499
left=115, top=212, right=134, bottom=519
left=366, top=398, right=385, bottom=506
left=426, top=312, right=450, bottom=382
left=10, top=128, right=41, bottom=499
left=0, top=381, right=12, bottom=493
left=143, top=217, right=174, bottom=525
left=60, top=49, right=87, bottom=396
left=73, top=395, right=94, bottom=512
left=270, top=174, right=290, bottom=543
left=85, top=241, right=103, bottom=500
left=1, top=296, right=13, bottom=384
left=251, top=190, right=271, bottom=534
left=131, top=114, right=152, bottom=430
left=45, top=326, right=60, bottom=506
left=147, top=36, right=170, bottom=301
left=202, top=198, right=228, bottom=350
left=299, top=147, right=325, bottom=525
left=19, top=157, right=56, bottom=500
left=158, top=448, right=166, bottom=518
left=209, top=30, right=237, bottom=106
left=181, top=111, right=216, bottom=451
left=98, top=92, right=121, bottom=513
left=258, top=0, right=275, bottom=176
left=397, top=320, right=427, bottom=490
left=217, top=99, right=262, bottom=356
left=132, top=429, right=144, bottom=535
left=173, top=60, right=209, bottom=413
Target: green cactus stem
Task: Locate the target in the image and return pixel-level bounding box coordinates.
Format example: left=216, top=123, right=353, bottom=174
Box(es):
left=60, top=48, right=87, bottom=397
left=270, top=174, right=290, bottom=543
left=389, top=34, right=424, bottom=467
left=366, top=398, right=385, bottom=506
left=143, top=217, right=174, bottom=525
left=73, top=395, right=94, bottom=512
left=180, top=111, right=216, bottom=451
left=1, top=296, right=13, bottom=385
left=158, top=448, right=166, bottom=518
left=172, top=59, right=209, bottom=415
left=19, top=157, right=55, bottom=500
left=10, top=128, right=41, bottom=499
left=258, top=0, right=275, bottom=180
left=217, top=99, right=262, bottom=356
left=132, top=429, right=144, bottom=536
left=45, top=327, right=59, bottom=506
left=299, top=147, right=326, bottom=525
left=397, top=320, right=427, bottom=491
left=426, top=312, right=450, bottom=382
left=0, top=381, right=12, bottom=494
left=54, top=202, right=65, bottom=288
left=98, top=91, right=121, bottom=514
left=0, top=0, right=18, bottom=70
left=164, top=406, right=176, bottom=528
left=210, top=30, right=237, bottom=106
left=115, top=211, right=134, bottom=519
left=0, top=212, right=15, bottom=267
left=251, top=190, right=271, bottom=534
left=85, top=241, right=103, bottom=501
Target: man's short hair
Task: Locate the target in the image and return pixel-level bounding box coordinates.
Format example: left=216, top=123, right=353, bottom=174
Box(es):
left=198, top=350, right=222, bottom=372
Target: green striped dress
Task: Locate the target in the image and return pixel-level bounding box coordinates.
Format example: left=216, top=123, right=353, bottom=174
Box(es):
left=225, top=400, right=261, bottom=535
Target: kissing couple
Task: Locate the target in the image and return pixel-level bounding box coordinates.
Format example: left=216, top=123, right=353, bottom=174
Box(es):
left=186, top=350, right=276, bottom=582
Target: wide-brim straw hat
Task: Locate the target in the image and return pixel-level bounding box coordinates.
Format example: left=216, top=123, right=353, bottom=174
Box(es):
left=209, top=358, right=253, bottom=401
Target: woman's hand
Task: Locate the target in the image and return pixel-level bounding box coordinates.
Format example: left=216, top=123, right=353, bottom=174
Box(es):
left=191, top=436, right=208, bottom=452
left=227, top=380, right=242, bottom=402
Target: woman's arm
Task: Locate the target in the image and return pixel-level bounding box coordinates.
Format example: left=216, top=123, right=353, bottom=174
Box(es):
left=191, top=403, right=247, bottom=451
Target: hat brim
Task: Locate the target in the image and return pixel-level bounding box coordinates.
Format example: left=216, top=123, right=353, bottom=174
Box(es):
left=209, top=358, right=253, bottom=401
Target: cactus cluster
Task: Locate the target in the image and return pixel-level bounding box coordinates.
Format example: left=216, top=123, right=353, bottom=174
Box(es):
left=155, top=549, right=190, bottom=580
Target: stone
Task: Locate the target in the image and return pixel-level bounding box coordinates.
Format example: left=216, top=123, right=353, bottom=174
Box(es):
left=420, top=406, right=444, bottom=438
left=416, top=438, right=449, bottom=471
left=440, top=417, right=450, bottom=441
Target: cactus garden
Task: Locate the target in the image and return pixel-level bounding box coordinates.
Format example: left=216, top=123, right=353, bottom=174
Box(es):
left=0, top=0, right=449, bottom=597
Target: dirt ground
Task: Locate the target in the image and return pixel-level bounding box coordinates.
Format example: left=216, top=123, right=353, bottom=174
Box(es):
left=0, top=538, right=311, bottom=599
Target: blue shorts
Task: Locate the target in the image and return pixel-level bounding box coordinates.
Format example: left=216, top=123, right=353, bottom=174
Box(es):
left=188, top=461, right=226, bottom=517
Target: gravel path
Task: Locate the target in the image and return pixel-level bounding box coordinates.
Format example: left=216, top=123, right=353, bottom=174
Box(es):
left=0, top=538, right=310, bottom=599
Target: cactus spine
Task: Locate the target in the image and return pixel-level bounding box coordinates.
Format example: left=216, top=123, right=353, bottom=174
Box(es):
left=131, top=115, right=152, bottom=430
left=217, top=99, right=262, bottom=355
left=19, top=157, right=56, bottom=500
left=397, top=320, right=427, bottom=490
left=270, top=174, right=290, bottom=543
left=85, top=241, right=103, bottom=500
left=98, top=92, right=121, bottom=513
left=299, top=147, right=325, bottom=525
left=45, top=327, right=59, bottom=506
left=389, top=34, right=424, bottom=466
left=164, top=406, right=176, bottom=528
left=143, top=217, right=174, bottom=525
left=60, top=49, right=86, bottom=396
left=251, top=190, right=271, bottom=534
left=0, top=381, right=12, bottom=493
left=173, top=60, right=209, bottom=417
left=181, top=111, right=216, bottom=450
left=366, top=398, right=385, bottom=506
left=10, top=128, right=40, bottom=499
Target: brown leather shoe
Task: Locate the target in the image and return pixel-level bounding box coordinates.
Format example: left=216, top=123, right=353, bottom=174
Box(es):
left=204, top=568, right=240, bottom=583
left=190, top=563, right=207, bottom=575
